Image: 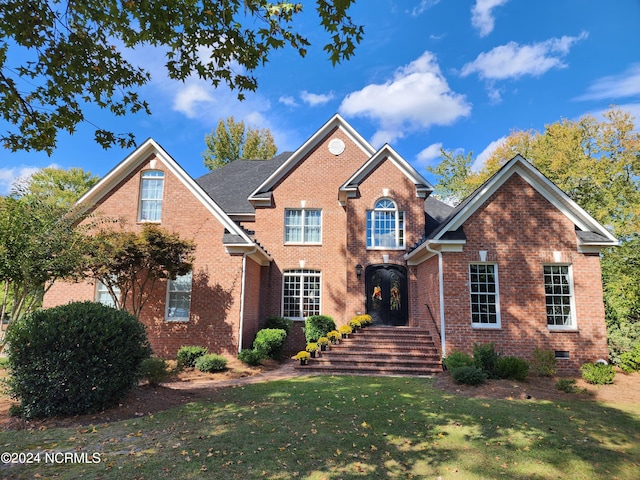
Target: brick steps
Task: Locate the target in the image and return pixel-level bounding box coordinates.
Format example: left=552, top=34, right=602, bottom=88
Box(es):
left=294, top=326, right=442, bottom=376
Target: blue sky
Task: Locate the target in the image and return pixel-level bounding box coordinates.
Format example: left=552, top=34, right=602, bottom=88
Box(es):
left=2, top=0, right=640, bottom=194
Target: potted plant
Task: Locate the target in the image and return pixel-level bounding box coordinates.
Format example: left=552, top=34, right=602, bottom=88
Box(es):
left=358, top=314, right=372, bottom=327
left=327, top=330, right=341, bottom=344
left=317, top=336, right=329, bottom=351
left=292, top=351, right=311, bottom=365
left=306, top=342, right=319, bottom=358
left=338, top=325, right=353, bottom=338
left=348, top=317, right=362, bottom=331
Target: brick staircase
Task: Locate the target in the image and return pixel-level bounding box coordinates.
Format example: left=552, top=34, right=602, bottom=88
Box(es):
left=294, top=326, right=442, bottom=376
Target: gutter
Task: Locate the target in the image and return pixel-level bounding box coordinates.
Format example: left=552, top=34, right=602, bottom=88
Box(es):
left=425, top=242, right=446, bottom=357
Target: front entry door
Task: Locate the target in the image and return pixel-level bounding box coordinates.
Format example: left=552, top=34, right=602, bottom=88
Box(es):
left=365, top=264, right=408, bottom=326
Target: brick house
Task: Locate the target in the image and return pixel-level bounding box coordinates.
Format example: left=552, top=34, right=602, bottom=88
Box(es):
left=44, top=115, right=617, bottom=371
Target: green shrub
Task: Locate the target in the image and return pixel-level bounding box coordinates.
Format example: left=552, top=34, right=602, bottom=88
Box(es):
left=495, top=356, right=529, bottom=381
left=581, top=362, right=615, bottom=385
left=530, top=347, right=557, bottom=377
left=176, top=345, right=208, bottom=368
left=139, top=357, right=173, bottom=387
left=443, top=350, right=474, bottom=370
left=304, top=315, right=336, bottom=342
left=195, top=354, right=227, bottom=373
left=555, top=378, right=585, bottom=394
left=237, top=349, right=265, bottom=366
left=6, top=301, right=151, bottom=419
left=473, top=342, right=499, bottom=378
left=253, top=328, right=287, bottom=359
left=264, top=316, right=293, bottom=335
left=618, top=344, right=640, bottom=373
left=450, top=366, right=488, bottom=386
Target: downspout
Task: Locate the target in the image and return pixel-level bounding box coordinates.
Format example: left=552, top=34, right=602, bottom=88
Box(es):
left=238, top=248, right=257, bottom=354
left=425, top=242, right=446, bottom=357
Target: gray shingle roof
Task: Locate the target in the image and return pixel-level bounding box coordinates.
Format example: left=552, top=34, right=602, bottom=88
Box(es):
left=195, top=152, right=292, bottom=215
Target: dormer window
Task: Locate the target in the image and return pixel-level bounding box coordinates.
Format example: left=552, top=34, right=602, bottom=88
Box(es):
left=367, top=198, right=405, bottom=249
left=138, top=170, right=164, bottom=222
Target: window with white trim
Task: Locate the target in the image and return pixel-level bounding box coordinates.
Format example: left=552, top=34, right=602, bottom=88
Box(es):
left=138, top=170, right=164, bottom=222
left=284, top=209, right=322, bottom=244
left=469, top=263, right=500, bottom=327
left=283, top=269, right=321, bottom=319
left=366, top=198, right=405, bottom=249
left=96, top=280, right=120, bottom=308
left=544, top=265, right=575, bottom=329
left=166, top=271, right=192, bottom=321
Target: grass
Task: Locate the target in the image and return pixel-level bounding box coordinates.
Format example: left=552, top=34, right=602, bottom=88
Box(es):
left=2, top=375, right=639, bottom=479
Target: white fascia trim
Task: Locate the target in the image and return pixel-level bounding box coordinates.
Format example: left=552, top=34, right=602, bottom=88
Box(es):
left=76, top=138, right=255, bottom=246
left=433, top=156, right=617, bottom=244
left=249, top=114, right=376, bottom=202
left=339, top=144, right=434, bottom=201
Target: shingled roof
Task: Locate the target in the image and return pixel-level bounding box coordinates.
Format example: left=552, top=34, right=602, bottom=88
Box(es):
left=195, top=152, right=292, bottom=216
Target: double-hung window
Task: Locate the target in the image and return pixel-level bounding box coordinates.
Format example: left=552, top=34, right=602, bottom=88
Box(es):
left=284, top=209, right=322, bottom=244
left=96, top=279, right=120, bottom=308
left=139, top=170, right=164, bottom=222
left=166, top=271, right=192, bottom=321
left=544, top=265, right=576, bottom=329
left=367, top=198, right=405, bottom=249
left=469, top=263, right=500, bottom=327
left=283, top=269, right=321, bottom=319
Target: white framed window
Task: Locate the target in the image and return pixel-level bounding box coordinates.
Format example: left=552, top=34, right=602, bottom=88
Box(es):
left=469, top=263, right=500, bottom=328
left=544, top=265, right=576, bottom=329
left=166, top=271, right=192, bottom=321
left=138, top=170, right=164, bottom=222
left=366, top=198, right=405, bottom=249
left=283, top=269, right=321, bottom=319
left=95, top=280, right=120, bottom=308
left=284, top=209, right=322, bottom=244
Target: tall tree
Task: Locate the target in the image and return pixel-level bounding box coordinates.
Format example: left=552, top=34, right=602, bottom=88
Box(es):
left=0, top=195, right=88, bottom=350
left=0, top=1, right=363, bottom=154
left=84, top=224, right=195, bottom=317
left=202, top=116, right=278, bottom=170
left=15, top=167, right=99, bottom=207
left=426, top=149, right=475, bottom=205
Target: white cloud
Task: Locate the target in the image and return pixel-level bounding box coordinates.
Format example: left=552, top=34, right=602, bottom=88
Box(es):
left=0, top=165, right=58, bottom=194
left=279, top=95, right=299, bottom=107
left=339, top=51, right=471, bottom=146
left=471, top=0, right=509, bottom=37
left=472, top=136, right=506, bottom=171
left=461, top=32, right=588, bottom=80
left=300, top=91, right=335, bottom=107
left=415, top=142, right=443, bottom=168
left=411, top=0, right=441, bottom=17
left=172, top=82, right=215, bottom=118
left=576, top=64, right=640, bottom=101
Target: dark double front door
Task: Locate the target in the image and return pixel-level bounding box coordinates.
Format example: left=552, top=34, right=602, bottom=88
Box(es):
left=365, top=264, right=408, bottom=326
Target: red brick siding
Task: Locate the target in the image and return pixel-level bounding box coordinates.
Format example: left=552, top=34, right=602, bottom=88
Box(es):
left=44, top=154, right=246, bottom=358
left=415, top=254, right=443, bottom=355
left=240, top=257, right=263, bottom=351
left=442, top=173, right=608, bottom=372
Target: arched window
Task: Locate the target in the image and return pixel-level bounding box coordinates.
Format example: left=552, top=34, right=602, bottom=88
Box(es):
left=366, top=198, right=405, bottom=249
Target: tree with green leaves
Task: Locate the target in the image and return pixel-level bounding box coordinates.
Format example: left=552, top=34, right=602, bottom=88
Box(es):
left=84, top=224, right=195, bottom=317
left=202, top=116, right=278, bottom=170
left=427, top=106, right=640, bottom=364
left=0, top=194, right=89, bottom=351
left=0, top=1, right=363, bottom=154
left=15, top=166, right=99, bottom=207
left=426, top=149, right=475, bottom=205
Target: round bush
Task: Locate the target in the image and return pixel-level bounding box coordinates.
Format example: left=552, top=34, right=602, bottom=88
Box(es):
left=195, top=354, right=227, bottom=373
left=495, top=356, right=529, bottom=381
left=443, top=350, right=474, bottom=370
left=176, top=345, right=208, bottom=368
left=237, top=349, right=265, bottom=366
left=139, top=357, right=173, bottom=387
left=304, top=315, right=336, bottom=342
left=253, top=328, right=287, bottom=359
left=6, top=301, right=151, bottom=419
left=581, top=362, right=615, bottom=385
left=263, top=315, right=293, bottom=335
left=450, top=366, right=488, bottom=386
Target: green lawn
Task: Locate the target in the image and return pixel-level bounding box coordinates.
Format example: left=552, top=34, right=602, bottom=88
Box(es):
left=2, top=375, right=639, bottom=479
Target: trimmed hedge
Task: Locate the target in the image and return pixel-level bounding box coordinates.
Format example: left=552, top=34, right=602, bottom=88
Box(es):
left=6, top=301, right=151, bottom=419
left=195, top=354, right=227, bottom=373
left=253, top=328, right=287, bottom=360
left=304, top=315, right=336, bottom=343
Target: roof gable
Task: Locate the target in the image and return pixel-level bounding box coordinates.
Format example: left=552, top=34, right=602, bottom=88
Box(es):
left=406, top=154, right=618, bottom=263
left=338, top=144, right=433, bottom=205
left=77, top=138, right=271, bottom=265
left=248, top=114, right=376, bottom=206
